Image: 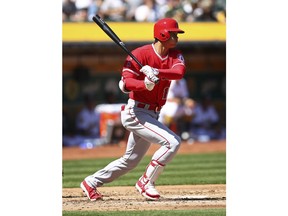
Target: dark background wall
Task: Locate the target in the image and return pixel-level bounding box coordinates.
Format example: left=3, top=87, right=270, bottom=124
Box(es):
left=63, top=41, right=226, bottom=134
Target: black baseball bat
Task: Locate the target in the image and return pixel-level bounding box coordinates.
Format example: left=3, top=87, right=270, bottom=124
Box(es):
left=92, top=14, right=143, bottom=68
left=92, top=15, right=159, bottom=84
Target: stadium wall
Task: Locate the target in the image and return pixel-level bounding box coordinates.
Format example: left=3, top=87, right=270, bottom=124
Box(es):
left=62, top=22, right=226, bottom=134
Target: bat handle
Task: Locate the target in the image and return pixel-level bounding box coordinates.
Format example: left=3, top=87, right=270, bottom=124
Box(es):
left=131, top=55, right=143, bottom=68
left=129, top=55, right=159, bottom=83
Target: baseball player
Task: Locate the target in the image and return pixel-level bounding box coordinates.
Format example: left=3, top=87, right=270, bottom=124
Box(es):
left=80, top=18, right=186, bottom=201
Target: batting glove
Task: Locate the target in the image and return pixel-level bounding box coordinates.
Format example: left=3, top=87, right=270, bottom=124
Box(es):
left=140, top=65, right=159, bottom=84
left=144, top=76, right=155, bottom=91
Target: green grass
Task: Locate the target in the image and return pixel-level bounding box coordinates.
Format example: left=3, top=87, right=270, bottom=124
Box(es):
left=62, top=209, right=226, bottom=216
left=63, top=152, right=226, bottom=188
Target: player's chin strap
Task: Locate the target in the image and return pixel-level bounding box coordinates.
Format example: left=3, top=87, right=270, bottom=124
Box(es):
left=140, top=160, right=165, bottom=186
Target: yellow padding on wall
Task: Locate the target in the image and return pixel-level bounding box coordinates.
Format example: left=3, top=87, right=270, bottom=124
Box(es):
left=62, top=22, right=226, bottom=42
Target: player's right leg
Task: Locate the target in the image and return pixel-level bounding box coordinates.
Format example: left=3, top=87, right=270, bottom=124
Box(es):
left=80, top=133, right=151, bottom=201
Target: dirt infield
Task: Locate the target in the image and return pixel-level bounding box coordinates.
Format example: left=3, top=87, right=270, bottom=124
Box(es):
left=63, top=184, right=226, bottom=211
left=62, top=140, right=226, bottom=212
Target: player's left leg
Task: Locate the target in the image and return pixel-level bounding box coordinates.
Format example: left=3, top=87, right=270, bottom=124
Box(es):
left=135, top=159, right=165, bottom=200
left=131, top=112, right=182, bottom=200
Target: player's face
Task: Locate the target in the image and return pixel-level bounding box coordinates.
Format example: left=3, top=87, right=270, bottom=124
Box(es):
left=165, top=32, right=179, bottom=48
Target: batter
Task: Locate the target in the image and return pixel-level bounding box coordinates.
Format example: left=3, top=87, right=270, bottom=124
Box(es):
left=80, top=17, right=186, bottom=201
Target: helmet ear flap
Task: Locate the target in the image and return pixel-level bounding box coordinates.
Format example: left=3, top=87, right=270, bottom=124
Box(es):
left=159, top=29, right=170, bottom=41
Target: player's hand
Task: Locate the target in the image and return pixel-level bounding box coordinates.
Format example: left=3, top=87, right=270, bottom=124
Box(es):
left=144, top=76, right=155, bottom=91
left=140, top=65, right=159, bottom=75
left=140, top=65, right=159, bottom=84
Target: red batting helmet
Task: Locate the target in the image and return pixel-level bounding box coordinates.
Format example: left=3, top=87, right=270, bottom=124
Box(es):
left=154, top=18, right=184, bottom=42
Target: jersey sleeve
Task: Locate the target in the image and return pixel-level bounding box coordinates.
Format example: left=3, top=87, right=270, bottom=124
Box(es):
left=121, top=51, right=146, bottom=91
left=158, top=51, right=186, bottom=80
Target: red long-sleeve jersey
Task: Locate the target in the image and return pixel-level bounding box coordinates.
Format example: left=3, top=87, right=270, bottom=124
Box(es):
left=121, top=43, right=186, bottom=107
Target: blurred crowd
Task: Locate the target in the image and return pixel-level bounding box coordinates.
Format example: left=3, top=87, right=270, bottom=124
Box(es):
left=63, top=0, right=226, bottom=23
left=158, top=78, right=226, bottom=144
left=63, top=77, right=226, bottom=148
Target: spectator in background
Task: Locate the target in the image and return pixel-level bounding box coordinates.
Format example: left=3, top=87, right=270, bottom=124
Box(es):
left=193, top=0, right=217, bottom=22
left=87, top=0, right=104, bottom=21
left=162, top=0, right=187, bottom=22
left=74, top=0, right=93, bottom=10
left=134, top=0, right=160, bottom=22
left=76, top=94, right=101, bottom=139
left=63, top=0, right=77, bottom=22
left=74, top=7, right=89, bottom=22
left=158, top=78, right=196, bottom=138
left=189, top=94, right=220, bottom=142
left=98, top=0, right=127, bottom=21
left=62, top=0, right=226, bottom=22
left=125, top=0, right=143, bottom=21
left=185, top=0, right=203, bottom=22
left=63, top=106, right=76, bottom=146
left=72, top=0, right=91, bottom=21
left=62, top=94, right=103, bottom=147
left=155, top=0, right=167, bottom=5
left=213, top=0, right=226, bottom=23
left=183, top=0, right=226, bottom=23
